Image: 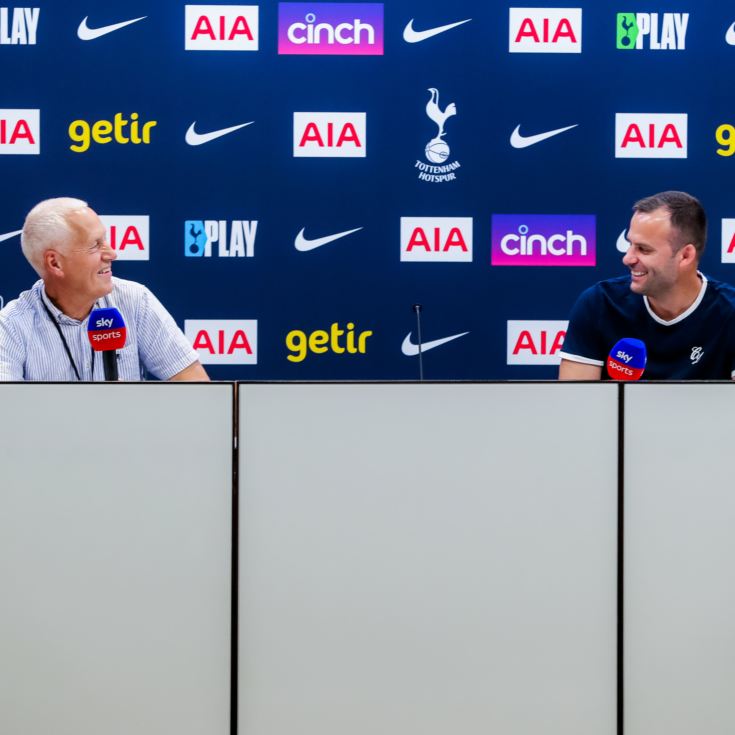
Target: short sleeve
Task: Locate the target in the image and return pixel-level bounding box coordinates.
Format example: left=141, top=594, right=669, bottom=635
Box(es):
left=559, top=285, right=607, bottom=366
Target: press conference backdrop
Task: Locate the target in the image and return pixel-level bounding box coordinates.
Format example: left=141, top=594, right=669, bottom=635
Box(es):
left=1, top=1, right=733, bottom=380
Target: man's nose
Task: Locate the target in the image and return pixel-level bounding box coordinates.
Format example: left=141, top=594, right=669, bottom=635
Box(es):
left=622, top=247, right=635, bottom=266
left=102, top=241, right=117, bottom=261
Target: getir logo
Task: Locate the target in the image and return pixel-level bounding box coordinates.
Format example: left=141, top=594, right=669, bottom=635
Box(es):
left=99, top=216, right=149, bottom=261
left=400, top=217, right=472, bottom=262
left=278, top=2, right=383, bottom=55
left=616, top=13, right=688, bottom=50
left=491, top=214, right=595, bottom=266
left=0, top=8, right=39, bottom=44
left=185, top=319, right=257, bottom=365
left=293, top=112, right=365, bottom=157
left=721, top=220, right=735, bottom=264
left=286, top=322, right=372, bottom=362
left=185, top=220, right=257, bottom=257
left=615, top=113, right=687, bottom=158
left=509, top=8, right=581, bottom=53
left=0, top=109, right=39, bottom=154
left=185, top=5, right=258, bottom=50
left=507, top=320, right=567, bottom=365
left=68, top=113, right=157, bottom=153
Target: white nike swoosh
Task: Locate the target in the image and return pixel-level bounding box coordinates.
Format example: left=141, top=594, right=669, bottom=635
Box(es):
left=401, top=331, right=469, bottom=356
left=294, top=227, right=362, bottom=252
left=403, top=18, right=472, bottom=43
left=727, top=22, right=735, bottom=45
left=0, top=229, right=22, bottom=242
left=186, top=121, right=254, bottom=146
left=77, top=15, right=147, bottom=41
left=616, top=228, right=630, bottom=253
left=510, top=124, right=578, bottom=149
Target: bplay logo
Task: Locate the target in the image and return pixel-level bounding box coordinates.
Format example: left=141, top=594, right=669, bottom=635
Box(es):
left=286, top=322, right=373, bottom=362
left=721, top=220, right=735, bottom=263
left=185, top=5, right=258, bottom=50
left=185, top=319, right=258, bottom=364
left=0, top=109, right=39, bottom=154
left=400, top=217, right=472, bottom=262
left=293, top=112, right=365, bottom=157
left=278, top=2, right=383, bottom=55
left=416, top=88, right=460, bottom=183
left=0, top=7, right=39, bottom=44
left=185, top=220, right=257, bottom=257
left=616, top=13, right=688, bottom=50
left=68, top=113, right=157, bottom=153
left=507, top=320, right=567, bottom=365
left=491, top=214, right=596, bottom=266
left=98, top=216, right=149, bottom=261
left=615, top=113, right=687, bottom=158
left=509, top=8, right=582, bottom=53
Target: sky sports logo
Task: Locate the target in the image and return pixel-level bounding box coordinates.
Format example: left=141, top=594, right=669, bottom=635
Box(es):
left=0, top=109, right=39, bottom=154
left=185, top=220, right=257, bottom=257
left=278, top=3, right=383, bottom=54
left=185, top=5, right=258, bottom=50
left=98, top=216, right=149, bottom=261
left=507, top=321, right=567, bottom=365
left=491, top=215, right=595, bottom=266
left=400, top=217, right=472, bottom=262
left=185, top=320, right=257, bottom=364
left=509, top=8, right=582, bottom=53
left=615, top=113, right=687, bottom=158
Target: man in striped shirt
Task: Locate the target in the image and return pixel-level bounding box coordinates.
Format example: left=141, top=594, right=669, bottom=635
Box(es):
left=0, top=197, right=209, bottom=381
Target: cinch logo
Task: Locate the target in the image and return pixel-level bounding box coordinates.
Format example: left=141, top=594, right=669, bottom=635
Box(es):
left=0, top=109, right=39, bottom=154
left=185, top=5, right=258, bottom=51
left=68, top=113, right=157, bottom=153
left=721, top=219, right=735, bottom=263
left=491, top=214, right=596, bottom=266
left=616, top=13, right=688, bottom=50
left=400, top=217, right=472, bottom=262
left=507, top=320, right=568, bottom=365
left=293, top=112, right=365, bottom=157
left=185, top=220, right=257, bottom=257
left=509, top=8, right=582, bottom=53
left=615, top=113, right=687, bottom=158
left=278, top=2, right=383, bottom=55
left=0, top=8, right=39, bottom=44
left=185, top=319, right=258, bottom=365
left=98, top=216, right=149, bottom=261
left=285, top=322, right=372, bottom=362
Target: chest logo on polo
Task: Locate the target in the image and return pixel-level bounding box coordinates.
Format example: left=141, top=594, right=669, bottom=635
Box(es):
left=690, top=346, right=703, bottom=364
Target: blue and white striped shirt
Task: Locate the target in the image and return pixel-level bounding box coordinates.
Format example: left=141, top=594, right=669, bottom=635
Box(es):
left=0, top=278, right=198, bottom=381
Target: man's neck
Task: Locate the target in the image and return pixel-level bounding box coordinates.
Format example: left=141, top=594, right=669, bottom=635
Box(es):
left=43, top=284, right=95, bottom=321
left=647, top=272, right=703, bottom=322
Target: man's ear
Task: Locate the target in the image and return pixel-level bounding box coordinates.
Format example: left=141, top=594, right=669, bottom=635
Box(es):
left=678, top=243, right=698, bottom=268
left=43, top=249, right=63, bottom=275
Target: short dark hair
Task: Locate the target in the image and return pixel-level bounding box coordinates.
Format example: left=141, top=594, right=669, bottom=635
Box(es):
left=633, top=191, right=707, bottom=258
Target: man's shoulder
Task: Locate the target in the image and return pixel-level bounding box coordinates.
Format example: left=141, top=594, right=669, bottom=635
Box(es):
left=0, top=280, right=44, bottom=322
left=703, top=276, right=735, bottom=310
left=577, top=275, right=635, bottom=307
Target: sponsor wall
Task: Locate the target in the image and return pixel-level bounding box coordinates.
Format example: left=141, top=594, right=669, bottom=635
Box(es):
left=0, top=1, right=731, bottom=379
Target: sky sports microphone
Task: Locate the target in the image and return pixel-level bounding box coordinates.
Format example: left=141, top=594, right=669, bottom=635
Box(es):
left=606, top=338, right=647, bottom=381
left=87, top=307, right=127, bottom=381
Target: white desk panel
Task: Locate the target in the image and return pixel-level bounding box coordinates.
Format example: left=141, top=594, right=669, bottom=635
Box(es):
left=0, top=384, right=232, bottom=735
left=239, top=383, right=617, bottom=735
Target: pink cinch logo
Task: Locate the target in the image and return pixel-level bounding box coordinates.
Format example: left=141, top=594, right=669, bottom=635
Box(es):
left=278, top=3, right=384, bottom=55
left=491, top=214, right=596, bottom=266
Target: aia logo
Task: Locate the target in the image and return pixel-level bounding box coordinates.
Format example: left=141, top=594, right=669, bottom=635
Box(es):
left=509, top=8, right=582, bottom=53
left=400, top=217, right=472, bottom=262
left=278, top=3, right=384, bottom=55
left=293, top=112, right=366, bottom=157
left=185, top=5, right=259, bottom=50
left=0, top=109, right=40, bottom=154
left=98, top=216, right=149, bottom=261
left=721, top=219, right=735, bottom=263
left=185, top=319, right=258, bottom=364
left=184, top=220, right=257, bottom=257
left=0, top=8, right=39, bottom=44
left=615, top=113, right=687, bottom=158
left=507, top=321, right=567, bottom=365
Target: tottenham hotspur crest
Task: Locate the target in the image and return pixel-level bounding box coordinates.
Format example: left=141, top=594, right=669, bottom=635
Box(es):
left=416, top=88, right=461, bottom=183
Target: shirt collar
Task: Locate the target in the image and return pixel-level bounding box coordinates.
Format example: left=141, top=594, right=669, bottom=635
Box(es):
left=39, top=281, right=92, bottom=325
left=643, top=271, right=708, bottom=326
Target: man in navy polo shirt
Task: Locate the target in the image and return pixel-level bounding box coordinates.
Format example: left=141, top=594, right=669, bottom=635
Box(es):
left=559, top=191, right=735, bottom=380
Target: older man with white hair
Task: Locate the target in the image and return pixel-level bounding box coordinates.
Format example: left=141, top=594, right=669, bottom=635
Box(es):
left=0, top=197, right=208, bottom=381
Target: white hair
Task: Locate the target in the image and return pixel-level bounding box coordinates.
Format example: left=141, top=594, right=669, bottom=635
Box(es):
left=21, top=197, right=89, bottom=276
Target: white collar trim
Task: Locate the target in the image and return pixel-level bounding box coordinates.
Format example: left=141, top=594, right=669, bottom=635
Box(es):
left=644, top=272, right=707, bottom=326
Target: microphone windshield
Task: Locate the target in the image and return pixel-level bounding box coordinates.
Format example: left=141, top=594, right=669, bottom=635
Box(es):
left=87, top=307, right=127, bottom=352
left=606, top=338, right=647, bottom=380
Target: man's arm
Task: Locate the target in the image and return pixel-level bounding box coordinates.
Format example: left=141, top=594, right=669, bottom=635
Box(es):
left=169, top=360, right=209, bottom=381
left=558, top=358, right=602, bottom=381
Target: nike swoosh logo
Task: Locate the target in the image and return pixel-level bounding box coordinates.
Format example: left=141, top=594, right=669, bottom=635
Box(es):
left=401, top=331, right=469, bottom=356
left=294, top=227, right=362, bottom=252
left=727, top=22, right=735, bottom=45
left=510, top=124, right=578, bottom=149
left=0, top=229, right=21, bottom=242
left=616, top=228, right=630, bottom=253
left=186, top=121, right=254, bottom=146
left=77, top=15, right=147, bottom=41
left=403, top=18, right=472, bottom=43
